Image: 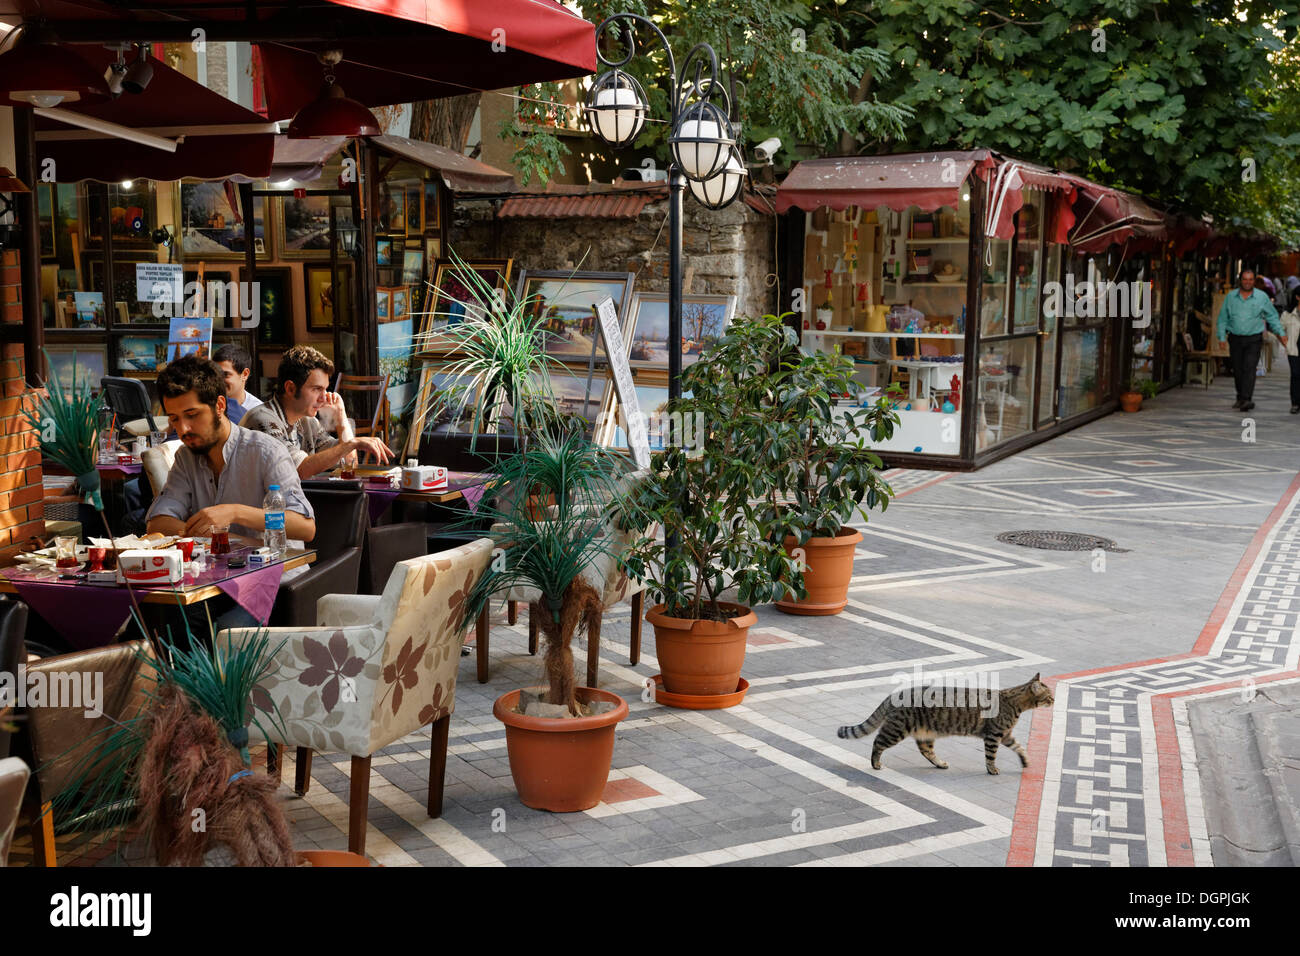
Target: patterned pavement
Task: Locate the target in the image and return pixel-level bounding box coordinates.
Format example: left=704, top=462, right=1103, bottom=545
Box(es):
left=26, top=369, right=1299, bottom=867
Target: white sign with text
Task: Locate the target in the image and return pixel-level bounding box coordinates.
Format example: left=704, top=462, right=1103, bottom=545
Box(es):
left=595, top=295, right=650, bottom=469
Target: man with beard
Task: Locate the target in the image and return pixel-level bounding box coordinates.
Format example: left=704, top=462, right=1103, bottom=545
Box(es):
left=146, top=355, right=315, bottom=543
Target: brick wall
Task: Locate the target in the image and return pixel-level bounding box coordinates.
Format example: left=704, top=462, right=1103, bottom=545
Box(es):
left=0, top=249, right=43, bottom=549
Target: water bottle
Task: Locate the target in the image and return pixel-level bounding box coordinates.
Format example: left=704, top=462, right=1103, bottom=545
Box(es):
left=97, top=405, right=117, bottom=464
left=263, top=484, right=287, bottom=555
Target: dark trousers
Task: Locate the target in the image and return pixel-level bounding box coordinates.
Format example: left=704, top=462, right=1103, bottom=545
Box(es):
left=1228, top=332, right=1264, bottom=403
left=1290, top=354, right=1300, bottom=407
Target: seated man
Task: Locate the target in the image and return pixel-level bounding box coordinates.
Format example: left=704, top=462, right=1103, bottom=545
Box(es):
left=241, top=344, right=393, bottom=478
left=146, top=354, right=315, bottom=544
left=213, top=343, right=263, bottom=425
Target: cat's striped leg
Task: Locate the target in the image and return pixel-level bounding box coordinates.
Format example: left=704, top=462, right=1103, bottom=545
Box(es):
left=870, top=726, right=905, bottom=770
left=916, top=738, right=948, bottom=769
left=983, top=733, right=1001, bottom=774
left=1002, top=734, right=1028, bottom=767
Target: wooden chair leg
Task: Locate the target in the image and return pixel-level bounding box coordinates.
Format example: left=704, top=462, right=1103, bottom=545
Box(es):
left=507, top=600, right=518, bottom=625
left=476, top=606, right=489, bottom=683
left=348, top=755, right=371, bottom=857
left=630, top=591, right=643, bottom=665
left=295, top=747, right=313, bottom=795
left=528, top=604, right=538, bottom=655
left=31, top=802, right=56, bottom=867
left=427, top=713, right=450, bottom=819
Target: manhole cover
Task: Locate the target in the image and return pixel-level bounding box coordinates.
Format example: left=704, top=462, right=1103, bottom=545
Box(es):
left=996, top=530, right=1129, bottom=552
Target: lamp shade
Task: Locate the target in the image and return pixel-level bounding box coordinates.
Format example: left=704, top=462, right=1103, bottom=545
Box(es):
left=584, top=70, right=647, bottom=148
left=688, top=148, right=747, bottom=210
left=288, top=82, right=381, bottom=139
left=670, top=100, right=734, bottom=183
left=0, top=35, right=110, bottom=107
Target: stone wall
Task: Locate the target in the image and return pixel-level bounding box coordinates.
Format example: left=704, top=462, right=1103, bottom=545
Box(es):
left=447, top=196, right=777, bottom=320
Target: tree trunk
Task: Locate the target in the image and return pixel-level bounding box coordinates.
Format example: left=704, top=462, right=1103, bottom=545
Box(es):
left=532, top=576, right=602, bottom=715
left=409, top=93, right=482, bottom=151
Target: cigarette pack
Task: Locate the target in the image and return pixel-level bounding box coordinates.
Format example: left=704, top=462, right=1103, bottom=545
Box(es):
left=401, top=464, right=448, bottom=492
left=249, top=547, right=273, bottom=566
left=117, top=548, right=184, bottom=584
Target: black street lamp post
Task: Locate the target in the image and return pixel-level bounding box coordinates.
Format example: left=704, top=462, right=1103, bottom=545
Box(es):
left=585, top=14, right=748, bottom=413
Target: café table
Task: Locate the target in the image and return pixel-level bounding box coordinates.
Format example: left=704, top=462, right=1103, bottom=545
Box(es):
left=0, top=541, right=316, bottom=650
left=304, top=470, right=495, bottom=525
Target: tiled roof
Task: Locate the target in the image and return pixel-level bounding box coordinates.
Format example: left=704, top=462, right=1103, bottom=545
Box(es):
left=497, top=181, right=668, bottom=219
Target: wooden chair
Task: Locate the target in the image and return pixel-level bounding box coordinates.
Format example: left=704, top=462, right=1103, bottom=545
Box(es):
left=225, top=538, right=494, bottom=856
left=333, top=373, right=390, bottom=449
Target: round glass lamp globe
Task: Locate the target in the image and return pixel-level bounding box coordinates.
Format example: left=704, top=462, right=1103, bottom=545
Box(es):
left=590, top=86, right=645, bottom=146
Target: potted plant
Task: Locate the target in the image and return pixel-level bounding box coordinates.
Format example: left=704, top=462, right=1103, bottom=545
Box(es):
left=615, top=314, right=817, bottom=705
left=1119, top=376, right=1155, bottom=412
left=464, top=431, right=631, bottom=812
left=763, top=340, right=898, bottom=615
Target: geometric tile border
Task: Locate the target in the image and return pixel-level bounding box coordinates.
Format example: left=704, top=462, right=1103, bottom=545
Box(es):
left=1008, top=472, right=1300, bottom=866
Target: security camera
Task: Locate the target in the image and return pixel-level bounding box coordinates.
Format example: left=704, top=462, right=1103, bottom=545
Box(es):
left=753, top=138, right=782, bottom=164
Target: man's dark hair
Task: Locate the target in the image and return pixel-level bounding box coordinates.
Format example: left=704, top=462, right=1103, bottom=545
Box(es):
left=276, top=345, right=335, bottom=398
left=156, top=354, right=225, bottom=412
left=213, top=343, right=252, bottom=374
left=1240, top=269, right=1256, bottom=279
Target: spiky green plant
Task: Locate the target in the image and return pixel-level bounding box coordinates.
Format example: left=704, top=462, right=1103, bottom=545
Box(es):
left=413, top=248, right=590, bottom=452
left=461, top=431, right=632, bottom=713
left=22, top=348, right=105, bottom=509
left=44, top=608, right=286, bottom=846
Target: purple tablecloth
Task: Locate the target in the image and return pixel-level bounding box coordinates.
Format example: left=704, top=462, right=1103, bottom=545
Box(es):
left=216, top=563, right=284, bottom=625
left=365, top=487, right=401, bottom=524
left=9, top=575, right=135, bottom=649
left=97, top=461, right=143, bottom=476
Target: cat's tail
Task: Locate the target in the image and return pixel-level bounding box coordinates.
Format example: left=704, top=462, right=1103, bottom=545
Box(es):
left=837, top=699, right=891, bottom=740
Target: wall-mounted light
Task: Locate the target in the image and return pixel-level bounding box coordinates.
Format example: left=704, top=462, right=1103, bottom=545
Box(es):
left=104, top=44, right=129, bottom=97
left=121, top=45, right=153, bottom=95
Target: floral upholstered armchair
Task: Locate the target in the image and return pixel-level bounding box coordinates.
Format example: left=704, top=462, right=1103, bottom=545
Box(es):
left=223, top=537, right=494, bottom=857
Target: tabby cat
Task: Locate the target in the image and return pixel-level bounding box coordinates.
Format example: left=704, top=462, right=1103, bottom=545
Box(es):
left=836, top=673, right=1054, bottom=774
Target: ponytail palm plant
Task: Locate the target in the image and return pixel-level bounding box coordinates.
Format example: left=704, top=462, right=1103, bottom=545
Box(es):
left=462, top=431, right=630, bottom=714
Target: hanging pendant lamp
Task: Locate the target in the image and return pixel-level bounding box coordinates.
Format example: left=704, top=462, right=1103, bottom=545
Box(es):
left=0, top=26, right=110, bottom=108
left=288, top=50, right=380, bottom=140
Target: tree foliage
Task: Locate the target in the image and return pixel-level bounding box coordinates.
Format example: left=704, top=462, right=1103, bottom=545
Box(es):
left=504, top=1, right=1299, bottom=240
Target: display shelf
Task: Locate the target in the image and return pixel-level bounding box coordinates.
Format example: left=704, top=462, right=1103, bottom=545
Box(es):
left=905, top=238, right=969, bottom=244
left=899, top=280, right=969, bottom=287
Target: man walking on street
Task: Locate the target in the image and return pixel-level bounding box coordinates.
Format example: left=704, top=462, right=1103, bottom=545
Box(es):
left=1216, top=269, right=1287, bottom=411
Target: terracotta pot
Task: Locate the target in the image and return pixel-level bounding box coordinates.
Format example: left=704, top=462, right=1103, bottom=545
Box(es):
left=494, top=686, right=628, bottom=812
left=1119, top=391, right=1143, bottom=413
left=646, top=602, right=756, bottom=697
left=525, top=492, right=556, bottom=520
left=295, top=850, right=374, bottom=867
left=775, top=528, right=863, bottom=616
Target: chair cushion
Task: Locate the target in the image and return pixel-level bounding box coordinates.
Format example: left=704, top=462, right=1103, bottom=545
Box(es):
left=0, top=756, right=30, bottom=867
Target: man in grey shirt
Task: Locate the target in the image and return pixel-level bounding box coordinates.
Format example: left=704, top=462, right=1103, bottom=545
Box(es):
left=146, top=355, right=316, bottom=542
left=241, top=344, right=393, bottom=479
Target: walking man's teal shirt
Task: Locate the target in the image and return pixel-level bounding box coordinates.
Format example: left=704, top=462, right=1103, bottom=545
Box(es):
left=1216, top=288, right=1283, bottom=339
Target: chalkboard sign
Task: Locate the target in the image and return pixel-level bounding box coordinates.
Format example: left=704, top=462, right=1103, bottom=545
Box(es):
left=595, top=296, right=649, bottom=469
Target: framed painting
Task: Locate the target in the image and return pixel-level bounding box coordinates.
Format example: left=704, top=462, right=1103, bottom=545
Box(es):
left=182, top=269, right=235, bottom=323
left=406, top=184, right=422, bottom=234
left=626, top=291, right=735, bottom=369
left=86, top=252, right=158, bottom=323
left=242, top=266, right=292, bottom=345
left=376, top=238, right=393, bottom=267
left=514, top=270, right=635, bottom=365
left=424, top=236, right=441, bottom=263
left=604, top=371, right=691, bottom=451
left=275, top=194, right=332, bottom=258
left=488, top=366, right=609, bottom=438
left=115, top=333, right=168, bottom=373
left=401, top=248, right=423, bottom=285
left=180, top=182, right=266, bottom=259
left=406, top=363, right=478, bottom=456
left=44, top=343, right=108, bottom=394
left=379, top=184, right=406, bottom=235
left=305, top=263, right=351, bottom=332
left=421, top=259, right=513, bottom=345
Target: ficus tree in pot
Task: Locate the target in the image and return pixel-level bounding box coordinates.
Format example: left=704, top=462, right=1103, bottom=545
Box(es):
left=615, top=313, right=823, bottom=701
left=758, top=330, right=900, bottom=615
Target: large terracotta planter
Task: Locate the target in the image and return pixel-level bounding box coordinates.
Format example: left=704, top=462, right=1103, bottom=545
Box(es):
left=1119, top=391, right=1143, bottom=413
left=494, top=686, right=628, bottom=812
left=775, top=528, right=863, bottom=616
left=646, top=602, right=756, bottom=697
left=295, top=850, right=374, bottom=867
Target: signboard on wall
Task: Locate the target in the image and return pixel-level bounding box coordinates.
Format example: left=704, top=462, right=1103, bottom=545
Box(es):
left=595, top=295, right=650, bottom=469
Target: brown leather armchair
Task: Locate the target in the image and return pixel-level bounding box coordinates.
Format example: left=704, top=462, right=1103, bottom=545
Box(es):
left=16, top=641, right=155, bottom=866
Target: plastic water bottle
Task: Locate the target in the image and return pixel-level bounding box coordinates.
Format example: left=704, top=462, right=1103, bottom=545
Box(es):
left=263, top=484, right=287, bottom=555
